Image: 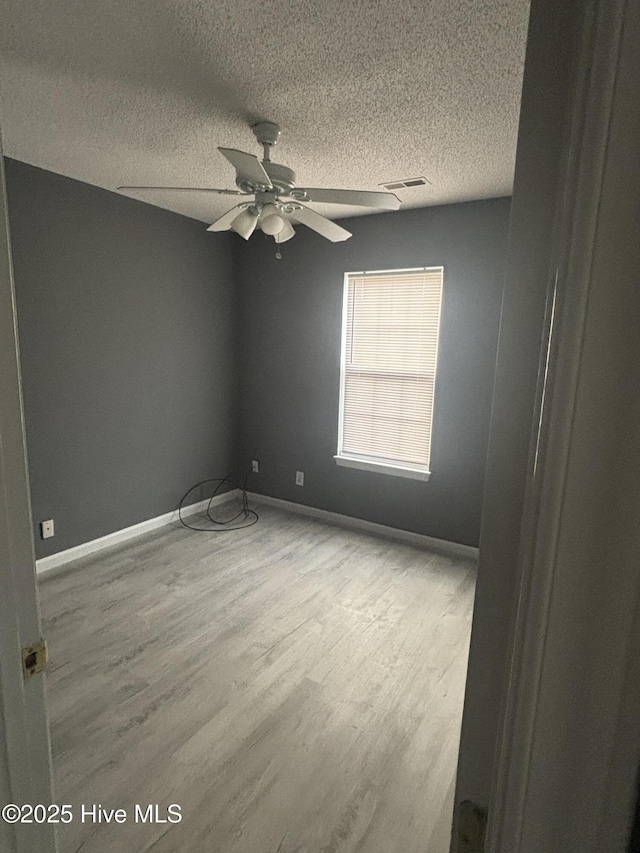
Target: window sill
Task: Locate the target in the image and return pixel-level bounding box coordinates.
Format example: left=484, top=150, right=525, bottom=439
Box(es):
left=334, top=455, right=431, bottom=481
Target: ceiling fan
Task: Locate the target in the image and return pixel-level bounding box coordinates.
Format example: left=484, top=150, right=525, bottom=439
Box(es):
left=118, top=122, right=400, bottom=251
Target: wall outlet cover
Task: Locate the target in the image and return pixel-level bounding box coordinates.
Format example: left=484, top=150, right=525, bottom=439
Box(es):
left=295, top=471, right=304, bottom=486
left=40, top=519, right=55, bottom=539
left=252, top=460, right=260, bottom=473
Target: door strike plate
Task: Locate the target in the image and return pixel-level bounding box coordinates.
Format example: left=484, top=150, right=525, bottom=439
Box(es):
left=22, top=639, right=48, bottom=678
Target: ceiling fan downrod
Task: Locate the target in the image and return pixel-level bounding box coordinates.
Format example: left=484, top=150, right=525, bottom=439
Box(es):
left=252, top=120, right=281, bottom=165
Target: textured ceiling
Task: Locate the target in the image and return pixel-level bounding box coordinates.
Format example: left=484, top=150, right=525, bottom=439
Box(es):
left=0, top=0, right=530, bottom=225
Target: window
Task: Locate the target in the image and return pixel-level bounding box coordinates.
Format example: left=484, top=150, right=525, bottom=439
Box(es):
left=335, top=266, right=444, bottom=480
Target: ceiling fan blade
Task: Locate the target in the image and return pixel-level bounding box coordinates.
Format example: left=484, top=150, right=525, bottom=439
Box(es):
left=117, top=186, right=245, bottom=195
left=289, top=205, right=352, bottom=242
left=294, top=188, right=400, bottom=210
left=218, top=148, right=272, bottom=188
left=275, top=218, right=296, bottom=243
left=206, top=204, right=251, bottom=232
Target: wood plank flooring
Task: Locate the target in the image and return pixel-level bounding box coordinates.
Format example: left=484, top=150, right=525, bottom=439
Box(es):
left=38, top=502, right=476, bottom=853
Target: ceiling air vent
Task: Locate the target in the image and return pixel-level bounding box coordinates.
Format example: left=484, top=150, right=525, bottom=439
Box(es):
left=379, top=176, right=430, bottom=190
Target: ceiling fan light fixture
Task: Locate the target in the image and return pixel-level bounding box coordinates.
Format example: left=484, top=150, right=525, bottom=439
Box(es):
left=230, top=207, right=258, bottom=240
left=260, top=203, right=285, bottom=235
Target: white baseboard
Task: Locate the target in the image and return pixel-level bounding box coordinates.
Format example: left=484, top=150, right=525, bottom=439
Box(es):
left=36, top=489, right=478, bottom=576
left=246, top=492, right=479, bottom=560
left=36, top=489, right=241, bottom=576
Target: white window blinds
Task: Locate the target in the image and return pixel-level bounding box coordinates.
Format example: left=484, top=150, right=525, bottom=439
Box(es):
left=337, top=267, right=443, bottom=476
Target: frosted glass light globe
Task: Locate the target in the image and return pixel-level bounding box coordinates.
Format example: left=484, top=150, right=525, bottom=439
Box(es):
left=260, top=204, right=284, bottom=235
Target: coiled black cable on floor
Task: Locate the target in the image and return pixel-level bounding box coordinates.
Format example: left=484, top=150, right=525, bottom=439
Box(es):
left=177, top=471, right=258, bottom=532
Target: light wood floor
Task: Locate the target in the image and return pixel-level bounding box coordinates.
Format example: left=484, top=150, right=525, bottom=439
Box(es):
left=39, top=502, right=476, bottom=853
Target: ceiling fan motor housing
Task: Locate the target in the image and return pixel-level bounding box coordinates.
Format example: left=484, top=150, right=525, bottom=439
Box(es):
left=235, top=162, right=296, bottom=195
left=264, top=162, right=296, bottom=193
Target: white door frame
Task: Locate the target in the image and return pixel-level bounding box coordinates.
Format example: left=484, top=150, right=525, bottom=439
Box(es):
left=0, top=130, right=57, bottom=852
left=485, top=0, right=640, bottom=849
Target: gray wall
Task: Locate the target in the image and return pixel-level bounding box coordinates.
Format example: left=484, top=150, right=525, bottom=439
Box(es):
left=7, top=161, right=509, bottom=557
left=235, top=198, right=511, bottom=547
left=5, top=159, right=236, bottom=558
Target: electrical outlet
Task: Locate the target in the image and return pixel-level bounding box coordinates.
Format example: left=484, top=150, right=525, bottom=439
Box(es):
left=295, top=471, right=304, bottom=486
left=252, top=459, right=260, bottom=473
left=40, top=519, right=55, bottom=539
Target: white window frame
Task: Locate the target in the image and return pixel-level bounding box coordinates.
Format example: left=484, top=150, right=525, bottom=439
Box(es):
left=334, top=266, right=443, bottom=481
